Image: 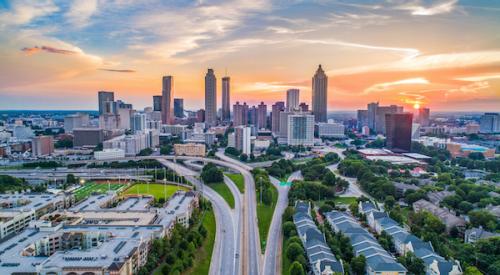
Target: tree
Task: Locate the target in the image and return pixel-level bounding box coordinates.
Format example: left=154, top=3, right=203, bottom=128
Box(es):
left=351, top=254, right=366, bottom=275
left=225, top=147, right=240, bottom=156
left=322, top=171, right=336, bottom=186
left=262, top=187, right=273, bottom=205
left=464, top=266, right=483, bottom=275
left=66, top=174, right=76, bottom=184
left=398, top=252, right=425, bottom=275
left=289, top=261, right=305, bottom=275
left=239, top=153, right=248, bottom=162
left=201, top=163, right=223, bottom=183
left=384, top=195, right=396, bottom=210
left=137, top=148, right=153, bottom=156
left=286, top=242, right=304, bottom=261
left=160, top=145, right=173, bottom=155
left=468, top=152, right=485, bottom=160
left=283, top=221, right=296, bottom=238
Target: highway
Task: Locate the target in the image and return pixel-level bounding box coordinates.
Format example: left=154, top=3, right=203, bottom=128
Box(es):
left=224, top=175, right=243, bottom=275
left=262, top=171, right=302, bottom=275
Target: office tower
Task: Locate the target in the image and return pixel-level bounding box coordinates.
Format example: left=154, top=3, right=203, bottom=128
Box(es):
left=196, top=109, right=205, bottom=123
left=64, top=113, right=89, bottom=133
left=31, top=135, right=54, bottom=156
left=153, top=95, right=162, bottom=111
left=257, top=102, right=267, bottom=129
left=235, top=126, right=251, bottom=155
left=233, top=102, right=248, bottom=126
left=115, top=100, right=132, bottom=111
left=385, top=113, right=413, bottom=153
left=98, top=91, right=115, bottom=114
left=318, top=122, right=345, bottom=138
left=286, top=89, right=300, bottom=111
left=299, top=102, right=309, bottom=112
left=161, top=76, right=173, bottom=125
left=357, top=110, right=368, bottom=130
left=312, top=65, right=328, bottom=122
left=99, top=114, right=120, bottom=130
left=205, top=69, right=217, bottom=126
left=375, top=105, right=402, bottom=134
left=73, top=128, right=104, bottom=147
left=279, top=111, right=294, bottom=138
left=117, top=107, right=132, bottom=129
left=479, top=113, right=500, bottom=133
left=131, top=113, right=146, bottom=132
left=222, top=76, right=231, bottom=122
left=367, top=102, right=379, bottom=130
left=174, top=98, right=184, bottom=118
left=287, top=114, right=315, bottom=146
left=248, top=106, right=258, bottom=126
left=271, top=101, right=285, bottom=134
left=418, top=107, right=430, bottom=127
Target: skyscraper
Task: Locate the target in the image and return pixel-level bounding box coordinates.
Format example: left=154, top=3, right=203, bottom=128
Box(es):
left=222, top=76, right=231, bottom=122
left=205, top=69, right=217, bottom=127
left=367, top=102, right=379, bottom=130
left=286, top=89, right=300, bottom=111
left=312, top=65, right=328, bottom=122
left=98, top=91, right=114, bottom=114
left=161, top=76, right=173, bottom=125
left=375, top=105, right=402, bottom=134
left=248, top=106, right=258, bottom=126
left=299, top=102, right=309, bottom=112
left=174, top=98, right=184, bottom=118
left=271, top=101, right=285, bottom=134
left=385, top=113, right=413, bottom=153
left=257, top=102, right=267, bottom=129
left=153, top=95, right=162, bottom=112
left=287, top=114, right=315, bottom=146
left=233, top=102, right=248, bottom=126
left=357, top=110, right=368, bottom=130
left=235, top=126, right=251, bottom=155
left=418, top=107, right=430, bottom=126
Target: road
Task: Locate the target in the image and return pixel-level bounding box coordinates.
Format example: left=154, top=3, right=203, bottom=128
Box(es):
left=224, top=175, right=243, bottom=275
left=215, top=151, right=261, bottom=275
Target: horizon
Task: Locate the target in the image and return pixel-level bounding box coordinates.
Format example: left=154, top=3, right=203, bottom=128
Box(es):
left=1, top=0, right=500, bottom=111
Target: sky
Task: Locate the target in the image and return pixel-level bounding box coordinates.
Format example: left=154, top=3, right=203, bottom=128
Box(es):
left=0, top=0, right=499, bottom=112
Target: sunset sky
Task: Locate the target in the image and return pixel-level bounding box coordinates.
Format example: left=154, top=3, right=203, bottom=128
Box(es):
left=0, top=0, right=499, bottom=111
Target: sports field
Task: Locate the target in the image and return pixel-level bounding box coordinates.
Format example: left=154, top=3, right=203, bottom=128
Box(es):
left=73, top=182, right=126, bottom=201
left=122, top=183, right=188, bottom=201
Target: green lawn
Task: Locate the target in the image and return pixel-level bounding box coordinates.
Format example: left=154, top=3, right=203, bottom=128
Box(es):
left=208, top=182, right=235, bottom=208
left=225, top=173, right=245, bottom=193
left=73, top=182, right=126, bottom=201
left=123, top=183, right=188, bottom=201
left=256, top=182, right=278, bottom=251
left=184, top=209, right=216, bottom=275
left=334, top=196, right=357, bottom=205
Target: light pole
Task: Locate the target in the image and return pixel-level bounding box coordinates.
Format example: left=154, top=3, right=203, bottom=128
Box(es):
left=260, top=177, right=263, bottom=204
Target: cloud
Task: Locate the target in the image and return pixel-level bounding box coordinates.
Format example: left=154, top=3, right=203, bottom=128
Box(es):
left=65, top=0, right=98, bottom=27
left=364, top=77, right=430, bottom=94
left=21, top=46, right=79, bottom=55
left=99, top=68, right=136, bottom=73
left=0, top=0, right=59, bottom=27
left=396, top=0, right=459, bottom=16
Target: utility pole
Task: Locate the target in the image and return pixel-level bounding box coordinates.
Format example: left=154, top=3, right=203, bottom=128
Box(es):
left=260, top=177, right=263, bottom=204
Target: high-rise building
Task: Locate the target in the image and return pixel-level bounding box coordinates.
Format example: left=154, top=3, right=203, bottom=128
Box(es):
left=117, top=108, right=132, bottom=130
left=299, top=102, right=309, bottom=112
left=98, top=91, right=114, bottom=115
left=222, top=76, right=231, bottom=122
left=196, top=109, right=205, bottom=123
left=357, top=110, right=368, bottom=130
left=279, top=111, right=294, bottom=138
left=248, top=106, right=258, bottom=126
left=312, top=65, right=328, bottom=122
left=153, top=95, right=162, bottom=112
left=174, top=98, right=184, bottom=118
left=257, top=102, right=267, bottom=129
left=31, top=135, right=54, bottom=156
left=367, top=102, right=379, bottom=130
left=287, top=113, right=315, bottom=146
left=161, top=76, right=173, bottom=125
left=385, top=113, right=413, bottom=153
left=204, top=69, right=217, bottom=126
left=233, top=102, right=248, bottom=126
left=234, top=126, right=251, bottom=155
left=271, top=101, right=285, bottom=134
left=286, top=89, right=300, bottom=111
left=479, top=113, right=500, bottom=133
left=318, top=122, right=345, bottom=138
left=64, top=113, right=89, bottom=133
left=375, top=105, right=402, bottom=134
left=418, top=107, right=430, bottom=127
left=73, top=128, right=104, bottom=147
left=131, top=113, right=146, bottom=132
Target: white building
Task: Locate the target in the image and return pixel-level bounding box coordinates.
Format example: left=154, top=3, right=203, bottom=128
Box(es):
left=63, top=113, right=89, bottom=133
left=235, top=126, right=251, bottom=155
left=318, top=121, right=345, bottom=138
left=286, top=89, right=300, bottom=111
left=287, top=113, right=314, bottom=146
left=131, top=113, right=146, bottom=132
left=480, top=112, right=500, bottom=133
left=13, top=125, right=34, bottom=139
left=94, top=148, right=126, bottom=160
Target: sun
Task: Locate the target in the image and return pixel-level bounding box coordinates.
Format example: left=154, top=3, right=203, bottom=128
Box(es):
left=414, top=103, right=420, bottom=109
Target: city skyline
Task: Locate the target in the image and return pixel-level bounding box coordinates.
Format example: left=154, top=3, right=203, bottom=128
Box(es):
left=1, top=0, right=500, bottom=111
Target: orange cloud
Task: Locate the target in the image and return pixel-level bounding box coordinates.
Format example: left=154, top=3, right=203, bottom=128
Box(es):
left=99, top=69, right=136, bottom=73
left=21, top=46, right=78, bottom=55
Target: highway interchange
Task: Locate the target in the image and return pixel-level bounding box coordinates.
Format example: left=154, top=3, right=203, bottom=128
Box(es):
left=3, top=148, right=360, bottom=275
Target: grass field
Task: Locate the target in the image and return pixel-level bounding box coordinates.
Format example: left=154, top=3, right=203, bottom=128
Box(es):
left=207, top=182, right=235, bottom=209
left=184, top=209, right=216, bottom=275
left=334, top=196, right=357, bottom=205
left=225, top=173, right=245, bottom=193
left=123, top=183, right=188, bottom=201
left=256, top=181, right=278, bottom=251
left=73, top=182, right=126, bottom=201
left=282, top=237, right=292, bottom=275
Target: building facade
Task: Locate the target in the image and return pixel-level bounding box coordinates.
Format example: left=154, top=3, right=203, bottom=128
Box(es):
left=287, top=113, right=314, bottom=146
left=161, top=76, right=173, bottom=125
left=312, top=65, right=328, bottom=122
left=204, top=69, right=217, bottom=127
left=385, top=113, right=413, bottom=153
left=286, top=89, right=299, bottom=111
left=222, top=76, right=231, bottom=122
